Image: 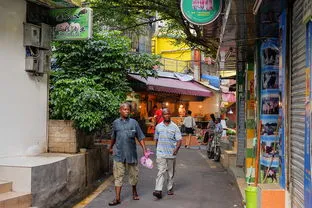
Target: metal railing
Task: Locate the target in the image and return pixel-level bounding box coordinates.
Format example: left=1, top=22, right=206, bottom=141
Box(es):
left=158, top=58, right=218, bottom=76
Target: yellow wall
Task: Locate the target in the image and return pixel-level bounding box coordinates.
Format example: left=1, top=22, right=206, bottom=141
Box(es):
left=152, top=37, right=192, bottom=72
left=152, top=37, right=191, bottom=59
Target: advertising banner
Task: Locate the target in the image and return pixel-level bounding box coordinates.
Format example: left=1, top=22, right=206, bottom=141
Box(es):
left=181, top=0, right=222, bottom=25
left=304, top=20, right=312, bottom=208
left=50, top=7, right=93, bottom=40
left=260, top=38, right=280, bottom=184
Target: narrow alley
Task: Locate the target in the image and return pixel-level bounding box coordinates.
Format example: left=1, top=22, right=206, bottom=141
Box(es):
left=80, top=145, right=243, bottom=208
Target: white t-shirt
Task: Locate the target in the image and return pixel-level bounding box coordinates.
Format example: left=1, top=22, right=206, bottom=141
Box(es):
left=183, top=116, right=196, bottom=128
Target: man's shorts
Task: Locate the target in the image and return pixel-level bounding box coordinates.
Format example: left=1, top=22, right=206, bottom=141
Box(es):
left=113, top=161, right=139, bottom=186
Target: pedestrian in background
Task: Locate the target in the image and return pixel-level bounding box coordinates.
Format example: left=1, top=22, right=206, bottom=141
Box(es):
left=203, top=113, right=216, bottom=145
left=108, top=102, right=147, bottom=206
left=214, top=117, right=223, bottom=135
left=183, top=110, right=196, bottom=148
left=154, top=102, right=166, bottom=125
left=153, top=108, right=182, bottom=199
left=149, top=104, right=158, bottom=117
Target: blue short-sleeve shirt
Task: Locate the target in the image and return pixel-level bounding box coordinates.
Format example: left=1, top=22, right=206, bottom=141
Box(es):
left=112, top=117, right=145, bottom=163
left=154, top=121, right=182, bottom=158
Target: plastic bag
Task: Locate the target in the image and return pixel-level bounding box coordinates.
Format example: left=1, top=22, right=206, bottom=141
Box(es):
left=140, top=149, right=154, bottom=169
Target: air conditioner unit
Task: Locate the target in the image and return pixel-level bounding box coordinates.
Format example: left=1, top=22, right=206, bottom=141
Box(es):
left=24, top=23, right=41, bottom=47
left=25, top=56, right=39, bottom=73
left=40, top=23, right=52, bottom=49
left=38, top=50, right=51, bottom=74
left=25, top=49, right=50, bottom=75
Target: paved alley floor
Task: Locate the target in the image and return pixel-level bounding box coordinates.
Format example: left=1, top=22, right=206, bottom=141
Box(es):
left=84, top=146, right=243, bottom=208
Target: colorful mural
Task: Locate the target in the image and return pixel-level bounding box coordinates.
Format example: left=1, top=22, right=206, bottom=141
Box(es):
left=260, top=38, right=280, bottom=184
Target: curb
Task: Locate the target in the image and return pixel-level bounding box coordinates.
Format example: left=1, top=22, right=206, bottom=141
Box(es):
left=72, top=176, right=114, bottom=208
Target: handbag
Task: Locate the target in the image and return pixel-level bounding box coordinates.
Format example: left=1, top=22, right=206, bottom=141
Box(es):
left=181, top=124, right=186, bottom=133
left=191, top=117, right=196, bottom=134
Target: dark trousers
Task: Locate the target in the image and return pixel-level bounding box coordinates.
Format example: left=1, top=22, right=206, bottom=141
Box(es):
left=203, top=131, right=214, bottom=143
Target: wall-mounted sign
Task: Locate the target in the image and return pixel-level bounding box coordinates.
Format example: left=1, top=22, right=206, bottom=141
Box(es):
left=181, top=0, right=222, bottom=25
left=50, top=7, right=93, bottom=41
left=29, top=0, right=81, bottom=8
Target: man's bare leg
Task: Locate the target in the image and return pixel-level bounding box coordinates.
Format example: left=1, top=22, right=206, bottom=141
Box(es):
left=109, top=186, right=122, bottom=206
left=132, top=185, right=139, bottom=200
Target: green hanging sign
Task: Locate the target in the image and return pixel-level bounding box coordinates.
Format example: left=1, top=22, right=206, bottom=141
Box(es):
left=181, top=0, right=222, bottom=25
left=29, top=0, right=81, bottom=8
left=50, top=7, right=93, bottom=40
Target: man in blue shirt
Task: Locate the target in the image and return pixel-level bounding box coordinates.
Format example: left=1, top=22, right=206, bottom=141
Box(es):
left=108, top=103, right=147, bottom=206
left=153, top=108, right=182, bottom=199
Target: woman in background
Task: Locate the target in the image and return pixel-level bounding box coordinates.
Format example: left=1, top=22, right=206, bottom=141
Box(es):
left=183, top=110, right=196, bottom=148
left=202, top=114, right=216, bottom=145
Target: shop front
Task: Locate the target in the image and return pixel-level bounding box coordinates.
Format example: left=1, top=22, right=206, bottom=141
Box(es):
left=127, top=73, right=220, bottom=138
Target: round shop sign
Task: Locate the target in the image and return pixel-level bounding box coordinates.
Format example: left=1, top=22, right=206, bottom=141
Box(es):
left=181, top=0, right=222, bottom=25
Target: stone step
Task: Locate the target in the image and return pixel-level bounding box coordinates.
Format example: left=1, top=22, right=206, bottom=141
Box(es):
left=0, top=180, right=12, bottom=194
left=0, top=192, right=31, bottom=208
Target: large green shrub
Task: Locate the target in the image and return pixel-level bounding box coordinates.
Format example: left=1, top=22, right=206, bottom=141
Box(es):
left=50, top=31, right=159, bottom=132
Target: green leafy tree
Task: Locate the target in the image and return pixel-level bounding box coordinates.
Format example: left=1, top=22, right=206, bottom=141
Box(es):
left=50, top=31, right=159, bottom=132
left=88, top=0, right=219, bottom=56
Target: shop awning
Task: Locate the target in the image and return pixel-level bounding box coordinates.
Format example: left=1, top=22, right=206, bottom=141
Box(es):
left=222, top=92, right=236, bottom=102
left=129, top=74, right=213, bottom=97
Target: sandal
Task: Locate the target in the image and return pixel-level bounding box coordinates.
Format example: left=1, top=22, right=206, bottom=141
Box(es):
left=133, top=195, right=140, bottom=200
left=108, top=199, right=121, bottom=206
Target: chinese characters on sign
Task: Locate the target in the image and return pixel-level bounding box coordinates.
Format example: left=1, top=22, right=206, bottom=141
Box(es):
left=181, top=0, right=222, bottom=25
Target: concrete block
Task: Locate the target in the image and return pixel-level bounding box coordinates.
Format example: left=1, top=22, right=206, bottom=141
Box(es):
left=68, top=143, right=77, bottom=153
left=53, top=129, right=70, bottom=139
left=221, top=150, right=237, bottom=170
left=63, top=144, right=69, bottom=153
left=48, top=120, right=79, bottom=153
left=227, top=150, right=237, bottom=168
left=50, top=136, right=66, bottom=143
left=221, top=154, right=229, bottom=169
left=49, top=146, right=65, bottom=153
left=70, top=129, right=77, bottom=139
left=48, top=120, right=59, bottom=127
